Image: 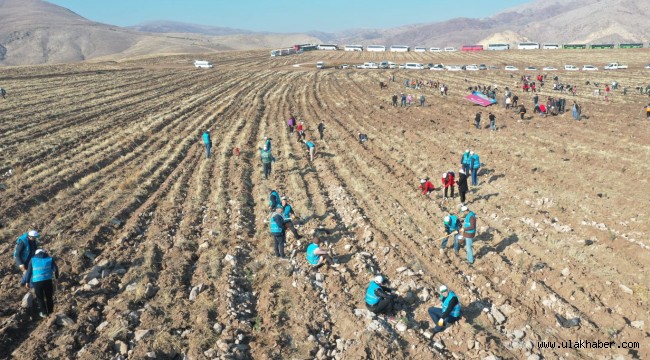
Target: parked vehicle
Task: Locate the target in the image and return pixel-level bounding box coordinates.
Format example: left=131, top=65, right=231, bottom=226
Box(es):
left=645, top=64, right=650, bottom=69
left=582, top=65, right=598, bottom=71
left=316, top=61, right=325, bottom=69
left=379, top=61, right=389, bottom=69
left=404, top=63, right=425, bottom=70
left=525, top=66, right=537, bottom=71
left=194, top=60, right=213, bottom=69
left=466, top=64, right=479, bottom=71
left=341, top=64, right=349, bottom=69
left=504, top=65, right=518, bottom=71
left=430, top=64, right=445, bottom=71
left=604, top=62, right=628, bottom=70
left=388, top=62, right=397, bottom=69
left=564, top=65, right=579, bottom=71
left=429, top=47, right=442, bottom=52
left=414, top=47, right=427, bottom=52
left=444, top=47, right=457, bottom=52
left=479, top=64, right=488, bottom=70
left=542, top=66, right=558, bottom=71
left=364, top=62, right=378, bottom=69
left=446, top=65, right=462, bottom=71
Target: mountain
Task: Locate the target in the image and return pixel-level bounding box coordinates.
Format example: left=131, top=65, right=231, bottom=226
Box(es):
left=332, top=0, right=650, bottom=46
left=129, top=21, right=253, bottom=36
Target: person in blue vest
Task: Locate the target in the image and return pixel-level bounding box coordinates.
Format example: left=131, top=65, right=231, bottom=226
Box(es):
left=461, top=206, right=477, bottom=264
left=281, top=197, right=302, bottom=239
left=260, top=145, right=275, bottom=180
left=14, top=230, right=40, bottom=272
left=442, top=215, right=462, bottom=255
left=469, top=151, right=481, bottom=186
left=428, top=285, right=461, bottom=334
left=302, top=139, right=316, bottom=162
left=21, top=248, right=59, bottom=318
left=264, top=137, right=272, bottom=152
left=460, top=150, right=471, bottom=175
left=269, top=207, right=288, bottom=259
left=202, top=129, right=212, bottom=159
left=305, top=237, right=336, bottom=268
left=269, top=189, right=281, bottom=212
left=365, top=275, right=397, bottom=317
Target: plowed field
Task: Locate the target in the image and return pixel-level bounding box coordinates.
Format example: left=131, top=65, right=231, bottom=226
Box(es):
left=1, top=49, right=648, bottom=360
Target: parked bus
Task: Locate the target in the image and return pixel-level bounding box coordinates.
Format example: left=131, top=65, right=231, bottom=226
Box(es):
left=366, top=45, right=386, bottom=52
left=294, top=44, right=318, bottom=52
left=518, top=42, right=540, bottom=50
left=487, top=43, right=509, bottom=51
left=317, top=44, right=338, bottom=50
left=563, top=44, right=587, bottom=49
left=390, top=45, right=410, bottom=52
left=344, top=45, right=364, bottom=52
left=542, top=44, right=560, bottom=49
left=591, top=44, right=615, bottom=49
left=461, top=44, right=484, bottom=51
left=414, top=47, right=427, bottom=52
left=619, top=43, right=643, bottom=49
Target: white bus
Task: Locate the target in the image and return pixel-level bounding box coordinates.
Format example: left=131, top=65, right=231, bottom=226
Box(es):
left=194, top=60, right=213, bottom=68
left=318, top=44, right=338, bottom=50
left=344, top=45, right=364, bottom=52
left=487, top=43, right=510, bottom=51
left=390, top=45, right=410, bottom=52
left=518, top=42, right=540, bottom=50
left=366, top=45, right=386, bottom=52
left=414, top=47, right=427, bottom=52
left=542, top=44, right=560, bottom=50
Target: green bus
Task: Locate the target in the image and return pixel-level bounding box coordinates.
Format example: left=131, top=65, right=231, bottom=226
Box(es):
left=619, top=43, right=643, bottom=49
left=563, top=44, right=587, bottom=49
left=590, top=44, right=615, bottom=49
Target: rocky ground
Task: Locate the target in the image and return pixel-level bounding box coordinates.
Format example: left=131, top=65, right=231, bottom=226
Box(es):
left=0, top=49, right=648, bottom=359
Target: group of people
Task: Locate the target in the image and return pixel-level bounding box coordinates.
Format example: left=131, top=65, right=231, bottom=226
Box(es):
left=13, top=230, right=60, bottom=318
left=392, top=93, right=426, bottom=107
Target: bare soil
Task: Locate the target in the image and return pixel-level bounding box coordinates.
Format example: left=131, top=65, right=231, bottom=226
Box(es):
left=0, top=49, right=648, bottom=359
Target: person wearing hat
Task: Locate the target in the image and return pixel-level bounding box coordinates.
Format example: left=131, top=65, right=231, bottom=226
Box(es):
left=260, top=145, right=276, bottom=180
left=202, top=129, right=212, bottom=159
left=306, top=237, right=337, bottom=268
left=302, top=139, right=316, bottom=162
left=441, top=171, right=455, bottom=200
left=269, top=189, right=281, bottom=212
left=460, top=150, right=471, bottom=175
left=428, top=285, right=461, bottom=333
left=461, top=206, right=477, bottom=264
left=442, top=215, right=462, bottom=254
left=457, top=169, right=469, bottom=205
left=469, top=151, right=481, bottom=186
left=418, top=178, right=435, bottom=197
left=14, top=230, right=40, bottom=272
left=281, top=196, right=302, bottom=239
left=365, top=275, right=397, bottom=316
left=21, top=248, right=59, bottom=318
left=269, top=207, right=288, bottom=259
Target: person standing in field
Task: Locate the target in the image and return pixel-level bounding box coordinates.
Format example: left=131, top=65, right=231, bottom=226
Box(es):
left=419, top=94, right=426, bottom=107
left=392, top=94, right=398, bottom=107
left=469, top=151, right=481, bottom=186
left=202, top=129, right=212, bottom=159
left=287, top=115, right=295, bottom=133
left=269, top=207, right=288, bottom=259
left=0, top=87, right=6, bottom=99
left=441, top=172, right=455, bottom=200
left=489, top=112, right=496, bottom=131
left=317, top=121, right=325, bottom=140
left=474, top=112, right=481, bottom=129
left=400, top=93, right=407, bottom=107
left=281, top=196, right=302, bottom=240
left=461, top=206, right=477, bottom=264
left=457, top=169, right=469, bottom=206
left=260, top=145, right=275, bottom=180
left=14, top=230, right=40, bottom=272
left=21, top=248, right=59, bottom=318
left=296, top=121, right=305, bottom=141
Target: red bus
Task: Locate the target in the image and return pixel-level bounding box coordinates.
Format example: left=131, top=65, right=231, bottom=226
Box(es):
left=461, top=45, right=484, bottom=51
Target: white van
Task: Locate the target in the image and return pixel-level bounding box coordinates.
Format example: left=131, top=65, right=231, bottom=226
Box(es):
left=316, top=61, right=325, bottom=69
left=430, top=47, right=442, bottom=52
left=194, top=60, right=213, bottom=69
left=564, top=65, right=579, bottom=71
left=404, top=63, right=425, bottom=70
left=465, top=64, right=479, bottom=71
left=444, top=47, right=457, bottom=52
left=364, top=62, right=378, bottom=69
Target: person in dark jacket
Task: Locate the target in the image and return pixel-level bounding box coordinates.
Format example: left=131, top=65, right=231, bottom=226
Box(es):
left=519, top=104, right=527, bottom=120
left=365, top=275, right=397, bottom=316
left=358, top=133, right=368, bottom=144
left=457, top=169, right=469, bottom=205
left=269, top=207, right=287, bottom=259
left=474, top=112, right=482, bottom=129
left=21, top=248, right=59, bottom=318
left=428, top=285, right=461, bottom=334
left=317, top=121, right=325, bottom=140
left=14, top=230, right=40, bottom=272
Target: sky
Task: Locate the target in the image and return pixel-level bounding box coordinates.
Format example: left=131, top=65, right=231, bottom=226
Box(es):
left=46, top=0, right=532, bottom=33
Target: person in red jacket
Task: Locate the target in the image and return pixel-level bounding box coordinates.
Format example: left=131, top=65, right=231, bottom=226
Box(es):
left=419, top=178, right=435, bottom=196
left=441, top=172, right=455, bottom=200
left=296, top=121, right=305, bottom=141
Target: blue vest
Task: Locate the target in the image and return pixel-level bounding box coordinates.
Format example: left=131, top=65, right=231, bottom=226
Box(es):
left=202, top=132, right=211, bottom=145
left=32, top=257, right=53, bottom=282
left=306, top=243, right=320, bottom=265
left=13, top=233, right=30, bottom=263
left=445, top=215, right=459, bottom=233
left=261, top=150, right=272, bottom=163
left=442, top=291, right=461, bottom=318
left=306, top=141, right=315, bottom=149
left=283, top=204, right=293, bottom=222
left=269, top=214, right=283, bottom=234
left=461, top=153, right=471, bottom=165
left=365, top=281, right=381, bottom=305
left=464, top=212, right=476, bottom=234
left=269, top=191, right=280, bottom=208
left=471, top=154, right=480, bottom=169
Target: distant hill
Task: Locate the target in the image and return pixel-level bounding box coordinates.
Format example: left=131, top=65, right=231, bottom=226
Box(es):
left=129, top=21, right=253, bottom=36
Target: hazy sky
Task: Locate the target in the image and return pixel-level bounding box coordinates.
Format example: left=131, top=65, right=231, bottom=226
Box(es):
left=47, top=0, right=531, bottom=32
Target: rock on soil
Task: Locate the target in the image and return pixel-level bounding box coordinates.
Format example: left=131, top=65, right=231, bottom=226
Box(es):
left=56, top=314, right=75, bottom=326
left=630, top=320, right=644, bottom=329
left=21, top=292, right=33, bottom=308
left=491, top=306, right=506, bottom=324
left=114, top=340, right=128, bottom=355
left=134, top=329, right=152, bottom=341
